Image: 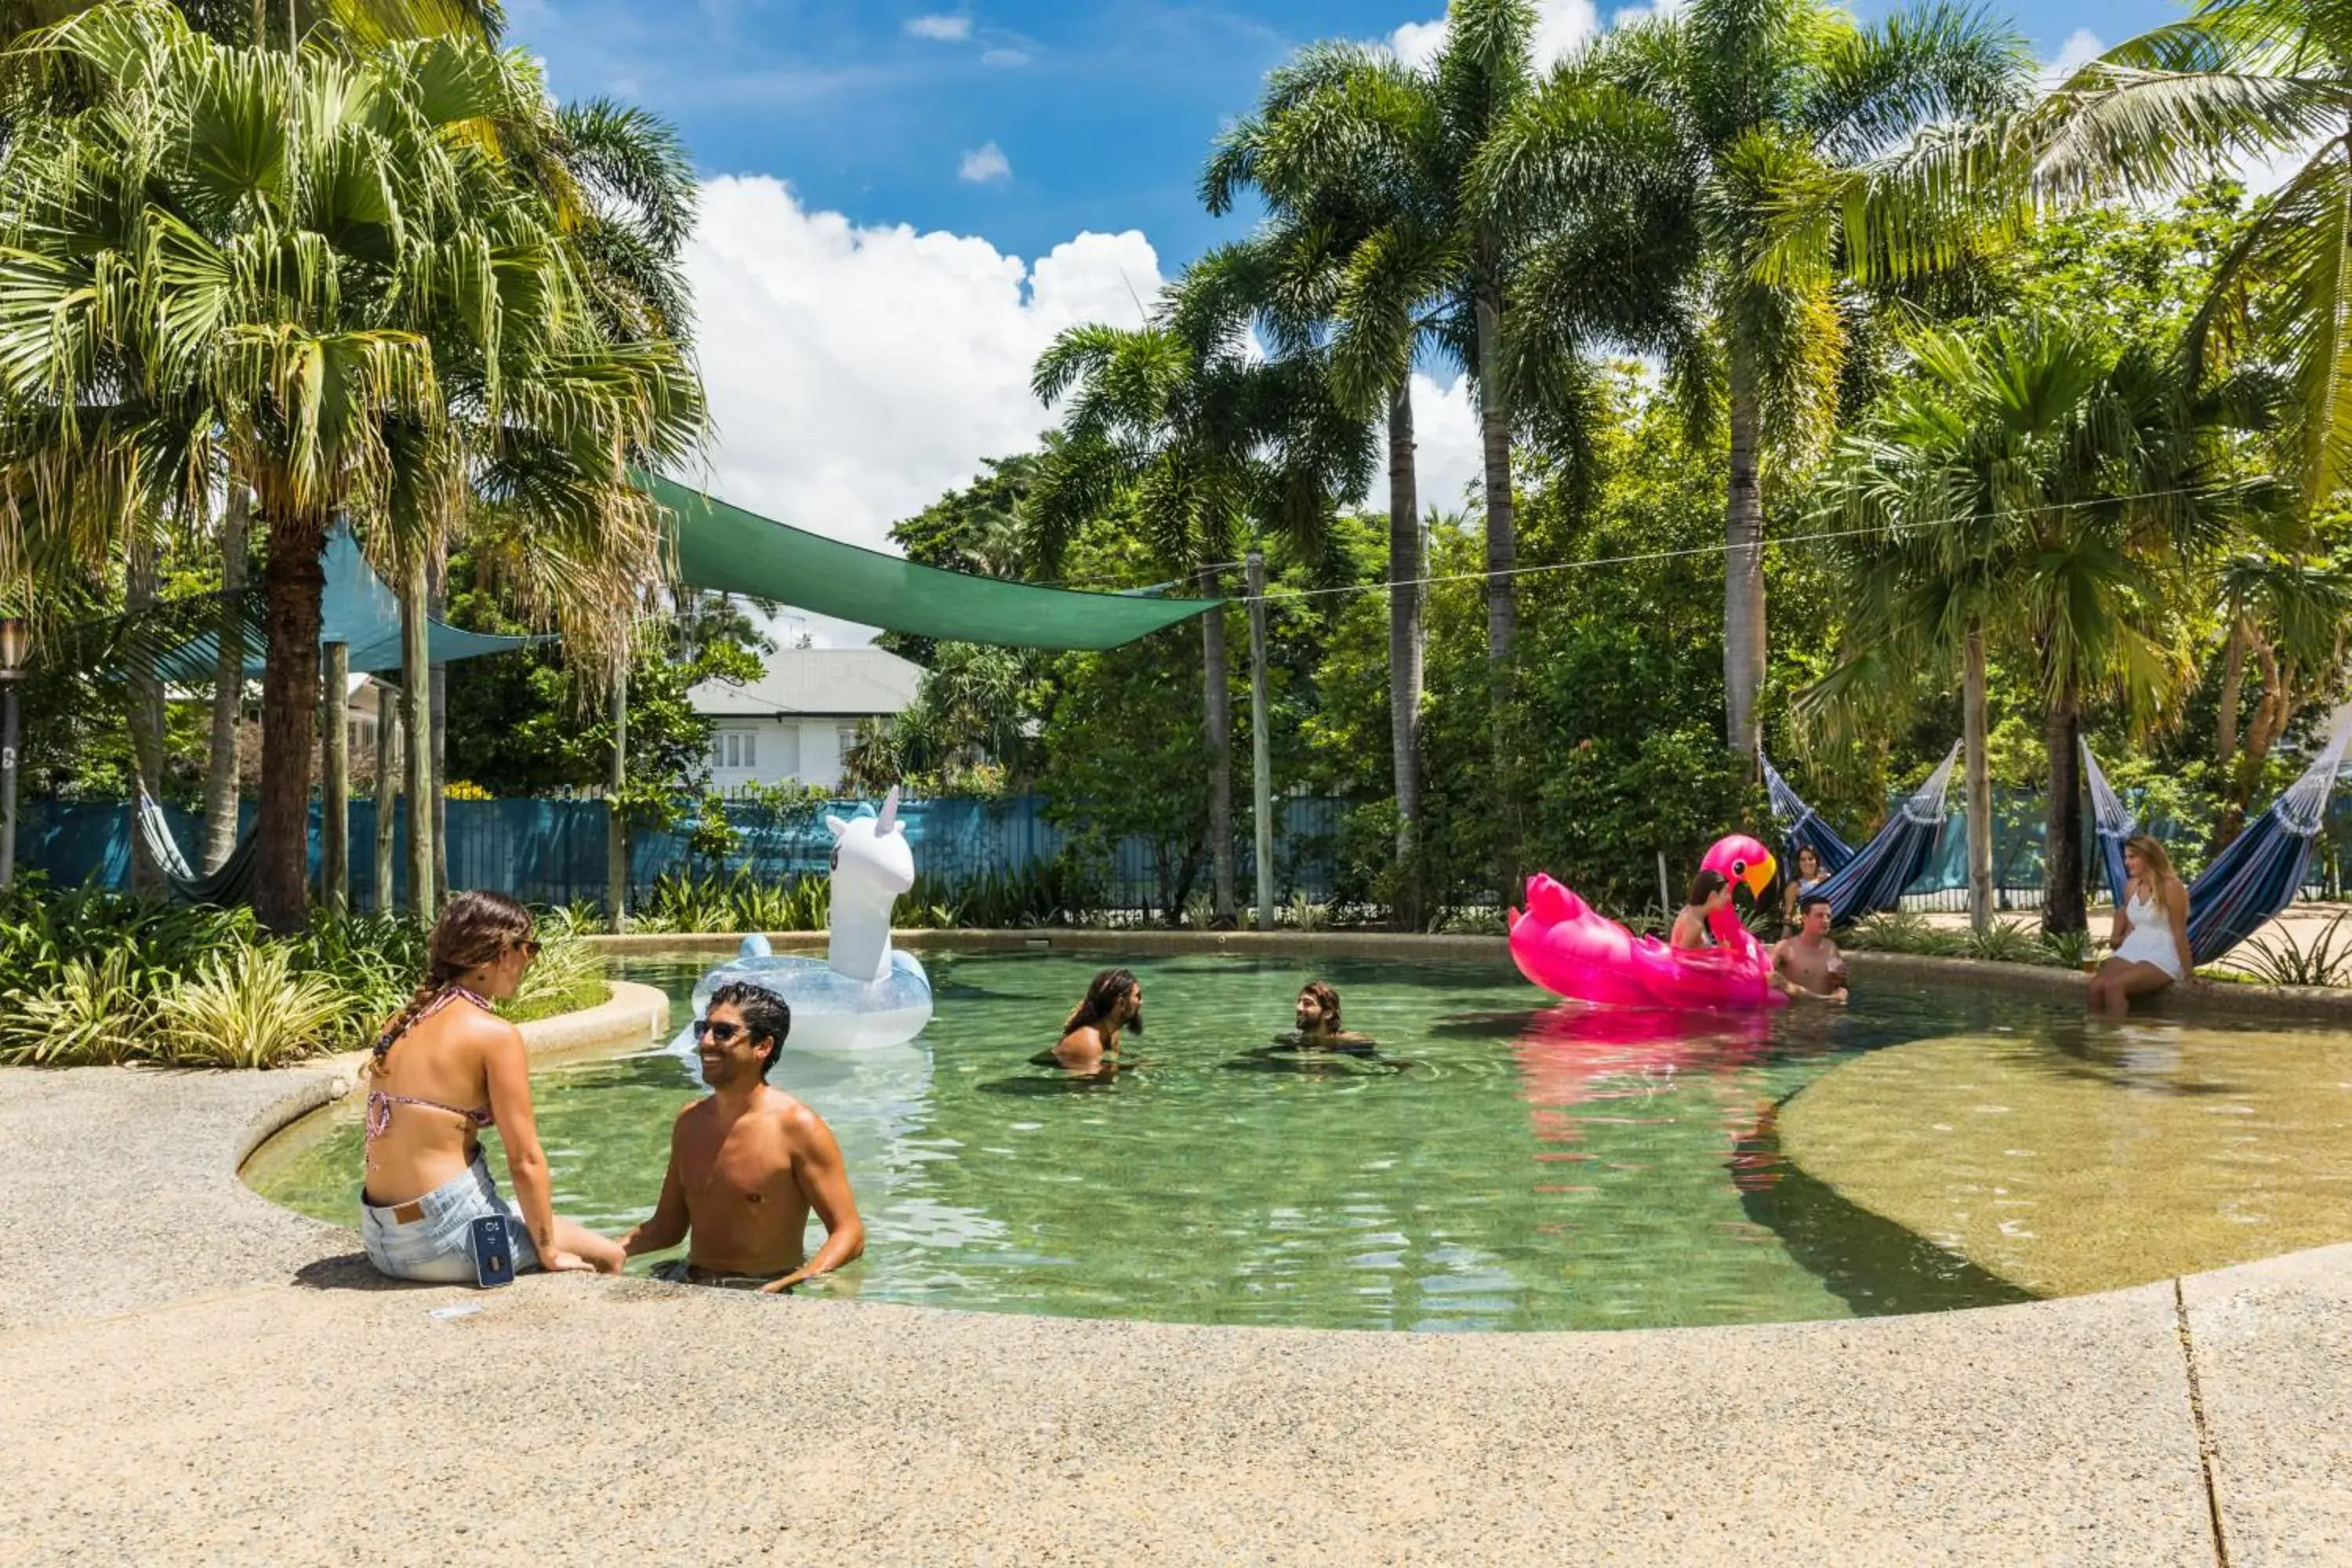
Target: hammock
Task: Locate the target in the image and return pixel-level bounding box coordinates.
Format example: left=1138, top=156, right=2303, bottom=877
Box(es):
left=135, top=793, right=259, bottom=908
left=1762, top=752, right=1858, bottom=873
left=1765, top=744, right=1962, bottom=924
left=2084, top=721, right=2350, bottom=965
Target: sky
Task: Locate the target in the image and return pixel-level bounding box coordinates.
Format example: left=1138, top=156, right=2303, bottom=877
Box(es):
left=506, top=0, right=2185, bottom=641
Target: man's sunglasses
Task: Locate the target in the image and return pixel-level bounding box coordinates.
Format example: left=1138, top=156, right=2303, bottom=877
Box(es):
left=691, top=1018, right=744, bottom=1044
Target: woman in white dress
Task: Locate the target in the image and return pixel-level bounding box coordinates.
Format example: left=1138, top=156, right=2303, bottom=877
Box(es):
left=2087, top=834, right=2197, bottom=1015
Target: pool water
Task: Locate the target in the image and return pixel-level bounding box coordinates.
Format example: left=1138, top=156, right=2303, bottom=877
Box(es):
left=243, top=949, right=2352, bottom=1332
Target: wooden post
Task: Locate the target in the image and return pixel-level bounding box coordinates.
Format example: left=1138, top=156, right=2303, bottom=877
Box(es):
left=1247, top=550, right=1276, bottom=932
left=606, top=649, right=630, bottom=931
left=373, top=684, right=402, bottom=913
left=400, top=557, right=435, bottom=923
left=321, top=641, right=349, bottom=914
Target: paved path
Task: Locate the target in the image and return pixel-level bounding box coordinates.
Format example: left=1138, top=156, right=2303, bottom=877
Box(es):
left=2, top=1063, right=2345, bottom=1566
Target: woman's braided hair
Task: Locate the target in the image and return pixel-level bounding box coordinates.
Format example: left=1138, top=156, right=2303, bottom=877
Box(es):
left=365, top=891, right=535, bottom=1077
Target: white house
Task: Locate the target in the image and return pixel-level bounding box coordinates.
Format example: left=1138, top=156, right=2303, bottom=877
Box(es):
left=691, top=647, right=924, bottom=792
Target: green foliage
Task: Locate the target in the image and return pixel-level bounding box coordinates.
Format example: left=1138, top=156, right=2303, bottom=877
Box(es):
left=157, top=946, right=354, bottom=1069
left=2237, top=915, right=2352, bottom=989
left=444, top=578, right=768, bottom=818
left=0, top=882, right=606, bottom=1067
left=1842, top=909, right=1959, bottom=957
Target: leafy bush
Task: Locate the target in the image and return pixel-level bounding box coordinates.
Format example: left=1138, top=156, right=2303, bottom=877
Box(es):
left=1960, top=920, right=2050, bottom=965
left=0, top=883, right=608, bottom=1068
left=2039, top=926, right=2096, bottom=969
left=0, top=952, right=154, bottom=1065
left=1842, top=909, right=1960, bottom=956
left=158, top=946, right=354, bottom=1069
left=2237, top=914, right=2352, bottom=988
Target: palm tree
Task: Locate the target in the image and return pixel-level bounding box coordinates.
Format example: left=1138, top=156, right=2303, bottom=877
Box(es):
left=1486, top=0, right=2031, bottom=764
left=1804, top=316, right=2242, bottom=932
left=0, top=4, right=699, bottom=928
left=1201, top=2, right=1554, bottom=905
left=1833, top=0, right=2352, bottom=517
left=1029, top=299, right=1371, bottom=924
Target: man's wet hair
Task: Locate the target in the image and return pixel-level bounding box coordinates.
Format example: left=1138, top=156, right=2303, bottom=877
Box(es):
left=1799, top=893, right=1832, bottom=917
left=709, top=981, right=792, bottom=1079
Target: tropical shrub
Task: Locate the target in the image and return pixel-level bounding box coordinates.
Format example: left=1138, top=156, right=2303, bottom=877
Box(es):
left=2237, top=915, right=2352, bottom=989
left=158, top=946, right=354, bottom=1069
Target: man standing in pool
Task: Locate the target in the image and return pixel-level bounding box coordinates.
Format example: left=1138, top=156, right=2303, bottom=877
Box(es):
left=1771, top=895, right=1849, bottom=1004
left=620, top=982, right=866, bottom=1292
left=1053, top=967, right=1142, bottom=1068
left=1290, top=981, right=1374, bottom=1051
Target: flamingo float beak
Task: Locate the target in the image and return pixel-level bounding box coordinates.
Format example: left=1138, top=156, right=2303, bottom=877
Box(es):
left=1741, top=851, right=1777, bottom=900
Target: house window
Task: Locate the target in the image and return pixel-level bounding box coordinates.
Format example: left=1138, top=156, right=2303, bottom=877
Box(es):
left=712, top=730, right=758, bottom=771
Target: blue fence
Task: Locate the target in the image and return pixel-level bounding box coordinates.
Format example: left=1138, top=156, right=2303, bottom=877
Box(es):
left=19, top=793, right=1349, bottom=912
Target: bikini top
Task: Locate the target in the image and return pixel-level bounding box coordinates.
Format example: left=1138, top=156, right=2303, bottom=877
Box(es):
left=364, top=985, right=496, bottom=1141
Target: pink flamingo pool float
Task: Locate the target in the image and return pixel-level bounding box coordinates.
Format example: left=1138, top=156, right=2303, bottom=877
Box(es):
left=1508, top=833, right=1787, bottom=1011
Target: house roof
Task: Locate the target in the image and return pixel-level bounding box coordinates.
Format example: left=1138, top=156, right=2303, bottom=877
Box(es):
left=691, top=648, right=924, bottom=718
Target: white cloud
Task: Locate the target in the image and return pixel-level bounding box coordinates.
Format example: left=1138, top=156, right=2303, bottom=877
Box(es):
left=680, top=177, right=1165, bottom=642
left=903, top=13, right=972, bottom=42
left=1385, top=0, right=1599, bottom=71
left=2042, top=27, right=2102, bottom=87
left=980, top=46, right=1031, bottom=67
left=957, top=141, right=1012, bottom=183
left=1397, top=372, right=1486, bottom=517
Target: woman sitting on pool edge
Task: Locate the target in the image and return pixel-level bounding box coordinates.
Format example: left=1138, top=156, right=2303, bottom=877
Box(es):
left=358, top=891, right=624, bottom=1281
left=2089, top=833, right=2198, bottom=1015
left=1669, top=869, right=1733, bottom=953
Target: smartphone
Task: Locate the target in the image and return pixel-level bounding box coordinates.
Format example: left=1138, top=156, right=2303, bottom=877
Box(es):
left=470, top=1215, right=516, bottom=1288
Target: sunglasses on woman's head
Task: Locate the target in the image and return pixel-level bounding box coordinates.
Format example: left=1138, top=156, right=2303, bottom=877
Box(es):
left=691, top=1018, right=744, bottom=1044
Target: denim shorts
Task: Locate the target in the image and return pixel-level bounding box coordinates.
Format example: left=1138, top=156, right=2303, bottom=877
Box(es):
left=360, top=1154, right=541, bottom=1283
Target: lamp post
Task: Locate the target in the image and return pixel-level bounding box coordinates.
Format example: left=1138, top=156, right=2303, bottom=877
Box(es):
left=0, top=616, right=26, bottom=889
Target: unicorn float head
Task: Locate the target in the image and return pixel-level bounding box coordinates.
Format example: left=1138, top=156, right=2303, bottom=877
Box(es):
left=673, top=785, right=935, bottom=1054
left=824, top=786, right=916, bottom=982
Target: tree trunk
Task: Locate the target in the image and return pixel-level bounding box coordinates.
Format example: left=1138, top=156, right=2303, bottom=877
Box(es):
left=1474, top=292, right=1516, bottom=664
left=255, top=511, right=329, bottom=931
left=320, top=641, right=348, bottom=915
left=1201, top=566, right=1236, bottom=922
left=1474, top=284, right=1518, bottom=905
left=2042, top=682, right=2086, bottom=935
left=428, top=553, right=449, bottom=906
left=401, top=555, right=435, bottom=924
left=607, top=648, right=630, bottom=930
left=125, top=526, right=166, bottom=895
left=1964, top=622, right=1993, bottom=932
left=202, top=490, right=249, bottom=871
left=1386, top=382, right=1425, bottom=931
left=2215, top=618, right=2246, bottom=774
left=1246, top=550, right=1276, bottom=932
left=1723, top=345, right=1767, bottom=766
left=373, top=689, right=401, bottom=913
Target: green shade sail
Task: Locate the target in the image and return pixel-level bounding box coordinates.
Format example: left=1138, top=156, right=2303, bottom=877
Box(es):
left=648, top=474, right=1221, bottom=650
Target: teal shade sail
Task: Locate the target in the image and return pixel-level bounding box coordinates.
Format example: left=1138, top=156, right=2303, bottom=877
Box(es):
left=647, top=474, right=1221, bottom=649
left=162, top=528, right=545, bottom=682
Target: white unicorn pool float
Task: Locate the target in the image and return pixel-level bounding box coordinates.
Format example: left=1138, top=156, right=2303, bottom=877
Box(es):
left=667, top=787, right=934, bottom=1054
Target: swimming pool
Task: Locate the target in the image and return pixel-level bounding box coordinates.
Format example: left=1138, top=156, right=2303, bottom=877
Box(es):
left=242, top=947, right=2352, bottom=1331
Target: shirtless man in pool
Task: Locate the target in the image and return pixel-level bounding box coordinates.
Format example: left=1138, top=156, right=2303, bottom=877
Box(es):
left=1771, top=894, right=1849, bottom=1004
left=620, top=982, right=865, bottom=1292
